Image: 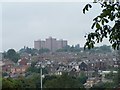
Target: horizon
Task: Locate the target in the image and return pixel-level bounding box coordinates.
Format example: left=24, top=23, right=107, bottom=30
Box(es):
left=2, top=43, right=111, bottom=52
left=1, top=2, right=110, bottom=52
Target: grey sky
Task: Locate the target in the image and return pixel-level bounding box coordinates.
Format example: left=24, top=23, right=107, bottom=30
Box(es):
left=0, top=3, right=2, bottom=52
left=1, top=2, right=110, bottom=52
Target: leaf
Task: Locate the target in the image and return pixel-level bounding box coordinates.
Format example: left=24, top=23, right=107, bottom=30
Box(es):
left=96, top=23, right=101, bottom=29
left=112, top=43, right=116, bottom=49
left=83, top=4, right=88, bottom=14
left=83, top=8, right=86, bottom=14
left=101, top=19, right=104, bottom=25
left=83, top=4, right=92, bottom=14
left=104, top=18, right=109, bottom=23
left=93, top=17, right=98, bottom=22
left=91, top=22, right=96, bottom=29
left=88, top=4, right=92, bottom=8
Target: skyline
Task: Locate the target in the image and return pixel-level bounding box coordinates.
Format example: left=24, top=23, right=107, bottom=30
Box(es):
left=1, top=2, right=111, bottom=52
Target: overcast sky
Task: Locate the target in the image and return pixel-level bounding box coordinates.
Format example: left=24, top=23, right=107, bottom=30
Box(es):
left=1, top=1, right=111, bottom=52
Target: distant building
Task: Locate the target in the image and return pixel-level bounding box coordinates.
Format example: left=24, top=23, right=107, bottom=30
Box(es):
left=34, top=40, right=45, bottom=50
left=57, top=39, right=67, bottom=50
left=34, top=37, right=68, bottom=52
left=45, top=37, right=57, bottom=52
left=34, top=40, right=41, bottom=50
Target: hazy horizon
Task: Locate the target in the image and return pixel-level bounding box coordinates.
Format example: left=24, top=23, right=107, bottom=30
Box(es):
left=1, top=2, right=111, bottom=52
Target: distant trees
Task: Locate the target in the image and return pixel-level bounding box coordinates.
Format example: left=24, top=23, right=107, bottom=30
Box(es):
left=19, top=47, right=38, bottom=56
left=18, top=45, right=112, bottom=54
left=56, top=45, right=81, bottom=52
left=2, top=78, right=21, bottom=89
left=85, top=45, right=112, bottom=53
left=57, top=45, right=112, bottom=53
left=91, top=81, right=116, bottom=90
left=19, top=46, right=50, bottom=55
left=77, top=72, right=88, bottom=84
left=43, top=73, right=84, bottom=88
left=38, top=48, right=50, bottom=54
left=2, top=74, right=40, bottom=89
left=2, top=73, right=86, bottom=89
left=3, top=49, right=20, bottom=63
left=27, top=66, right=48, bottom=74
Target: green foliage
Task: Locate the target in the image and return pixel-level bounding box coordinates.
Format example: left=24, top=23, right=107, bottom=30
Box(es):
left=57, top=44, right=111, bottom=53
left=83, top=4, right=92, bottom=14
left=56, top=45, right=81, bottom=52
left=2, top=73, right=87, bottom=89
left=43, top=75, right=57, bottom=84
left=27, top=61, right=48, bottom=74
left=84, top=45, right=112, bottom=53
left=2, top=72, right=8, bottom=77
left=2, top=74, right=41, bottom=89
left=19, top=47, right=50, bottom=55
left=27, top=66, right=48, bottom=74
left=115, top=67, right=120, bottom=86
left=2, top=78, right=21, bottom=89
left=83, top=1, right=120, bottom=50
left=25, top=74, right=40, bottom=88
left=77, top=72, right=88, bottom=84
left=44, top=73, right=84, bottom=88
left=2, top=51, right=7, bottom=59
left=38, top=48, right=50, bottom=54
left=19, top=47, right=38, bottom=56
left=104, top=71, right=116, bottom=80
left=5, top=49, right=20, bottom=63
left=91, top=81, right=116, bottom=90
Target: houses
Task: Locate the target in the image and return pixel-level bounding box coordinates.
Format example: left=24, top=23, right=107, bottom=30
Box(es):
left=79, top=61, right=88, bottom=71
left=10, top=65, right=29, bottom=74
left=2, top=58, right=31, bottom=78
left=2, top=60, right=15, bottom=73
left=17, top=58, right=31, bottom=66
left=2, top=51, right=118, bottom=82
left=84, top=77, right=100, bottom=88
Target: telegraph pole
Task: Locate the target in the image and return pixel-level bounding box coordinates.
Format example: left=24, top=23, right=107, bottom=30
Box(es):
left=41, top=68, right=42, bottom=90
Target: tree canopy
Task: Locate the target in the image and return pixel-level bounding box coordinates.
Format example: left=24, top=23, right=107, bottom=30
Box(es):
left=83, top=1, right=120, bottom=88
left=43, top=73, right=84, bottom=88
left=4, top=49, right=20, bottom=63
left=83, top=1, right=120, bottom=50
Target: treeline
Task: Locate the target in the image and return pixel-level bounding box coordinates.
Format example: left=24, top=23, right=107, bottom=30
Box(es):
left=19, top=46, right=50, bottom=55
left=2, top=72, right=119, bottom=89
left=2, top=73, right=86, bottom=89
left=3, top=49, right=20, bottom=63
left=57, top=45, right=112, bottom=53
left=18, top=45, right=113, bottom=54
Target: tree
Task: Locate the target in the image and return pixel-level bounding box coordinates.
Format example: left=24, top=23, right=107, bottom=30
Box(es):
left=91, top=81, right=116, bottom=90
left=19, top=47, right=39, bottom=56
left=38, top=48, right=50, bottom=54
left=83, top=1, right=120, bottom=88
left=6, top=49, right=20, bottom=63
left=27, top=66, right=48, bottom=74
left=83, top=1, right=120, bottom=50
left=43, top=73, right=84, bottom=88
left=77, top=72, right=88, bottom=84
left=2, top=78, right=21, bottom=89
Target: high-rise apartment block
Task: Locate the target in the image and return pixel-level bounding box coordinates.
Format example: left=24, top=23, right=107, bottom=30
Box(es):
left=34, top=37, right=68, bottom=52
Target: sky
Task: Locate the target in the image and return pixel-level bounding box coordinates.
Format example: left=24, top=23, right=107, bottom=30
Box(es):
left=0, top=0, right=111, bottom=52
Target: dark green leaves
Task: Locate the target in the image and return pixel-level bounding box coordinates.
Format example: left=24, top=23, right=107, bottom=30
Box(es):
left=83, top=2, right=120, bottom=50
left=83, top=4, right=92, bottom=14
left=6, top=49, right=20, bottom=63
left=96, top=23, right=101, bottom=29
